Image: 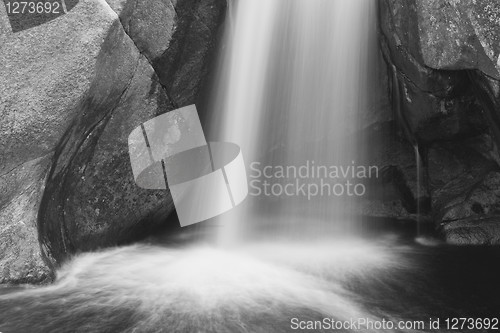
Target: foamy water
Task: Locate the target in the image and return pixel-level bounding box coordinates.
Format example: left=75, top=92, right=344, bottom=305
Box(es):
left=2, top=232, right=500, bottom=332
left=0, top=236, right=414, bottom=333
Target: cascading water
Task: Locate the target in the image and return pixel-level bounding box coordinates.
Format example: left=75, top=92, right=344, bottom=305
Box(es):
left=415, top=146, right=422, bottom=236
left=3, top=1, right=500, bottom=332
left=209, top=0, right=378, bottom=241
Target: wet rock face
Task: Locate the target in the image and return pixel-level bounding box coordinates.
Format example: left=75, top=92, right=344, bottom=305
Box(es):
left=0, top=0, right=225, bottom=283
left=106, top=0, right=226, bottom=107
left=380, top=0, right=500, bottom=243
left=380, top=0, right=492, bottom=142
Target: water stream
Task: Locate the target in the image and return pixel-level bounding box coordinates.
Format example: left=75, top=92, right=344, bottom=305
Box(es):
left=1, top=231, right=500, bottom=332
left=1, top=1, right=500, bottom=332
left=209, top=0, right=378, bottom=242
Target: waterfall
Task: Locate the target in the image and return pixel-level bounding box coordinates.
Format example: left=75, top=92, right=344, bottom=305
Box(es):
left=3, top=2, right=500, bottom=332
left=209, top=0, right=378, bottom=242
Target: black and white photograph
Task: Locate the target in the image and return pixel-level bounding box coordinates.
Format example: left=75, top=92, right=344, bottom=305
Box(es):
left=1, top=0, right=500, bottom=332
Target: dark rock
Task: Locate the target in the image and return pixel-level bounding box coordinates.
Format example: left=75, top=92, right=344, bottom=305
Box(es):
left=444, top=217, right=500, bottom=245
left=380, top=0, right=500, bottom=244
left=428, top=136, right=499, bottom=222
left=356, top=121, right=430, bottom=219
left=381, top=0, right=500, bottom=77
left=380, top=1, right=488, bottom=144
left=106, top=0, right=227, bottom=107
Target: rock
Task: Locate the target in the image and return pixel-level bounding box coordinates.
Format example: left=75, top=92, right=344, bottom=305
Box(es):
left=381, top=0, right=500, bottom=78
left=356, top=121, right=430, bottom=219
left=380, top=0, right=489, bottom=144
left=380, top=0, right=500, bottom=244
left=105, top=0, right=178, bottom=61
left=105, top=0, right=227, bottom=107
left=416, top=0, right=500, bottom=78
left=0, top=155, right=53, bottom=284
left=428, top=136, right=499, bottom=222
left=444, top=217, right=500, bottom=245
left=38, top=38, right=175, bottom=264
left=380, top=0, right=500, bottom=144
left=0, top=0, right=123, bottom=284
left=1, top=0, right=226, bottom=283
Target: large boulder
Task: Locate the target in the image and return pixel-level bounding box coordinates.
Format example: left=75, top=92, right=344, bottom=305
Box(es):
left=380, top=0, right=491, bottom=142
left=380, top=0, right=500, bottom=243
left=380, top=0, right=500, bottom=77
left=106, top=0, right=226, bottom=107
left=1, top=0, right=124, bottom=284
left=38, top=35, right=174, bottom=265
left=0, top=0, right=226, bottom=283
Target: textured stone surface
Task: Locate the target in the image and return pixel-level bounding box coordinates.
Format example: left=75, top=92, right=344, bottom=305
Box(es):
left=0, top=0, right=120, bottom=284
left=381, top=0, right=500, bottom=77
left=380, top=0, right=490, bottom=142
left=38, top=29, right=175, bottom=265
left=106, top=0, right=227, bottom=107
left=428, top=136, right=500, bottom=222
left=0, top=0, right=226, bottom=283
left=0, top=1, right=117, bottom=175
left=357, top=122, right=430, bottom=220
left=0, top=155, right=53, bottom=284
left=106, top=0, right=177, bottom=60
left=380, top=0, right=500, bottom=244
left=444, top=217, right=500, bottom=245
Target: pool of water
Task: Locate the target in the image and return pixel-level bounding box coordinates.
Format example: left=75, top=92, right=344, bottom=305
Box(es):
left=1, top=227, right=499, bottom=333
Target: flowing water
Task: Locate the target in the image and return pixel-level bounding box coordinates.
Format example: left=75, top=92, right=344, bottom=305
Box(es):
left=1, top=232, right=500, bottom=332
left=415, top=146, right=422, bottom=237
left=209, top=0, right=378, bottom=242
left=2, top=1, right=500, bottom=332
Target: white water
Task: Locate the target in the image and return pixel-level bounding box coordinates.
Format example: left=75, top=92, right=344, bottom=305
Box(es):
left=209, top=0, right=378, bottom=242
left=0, top=236, right=414, bottom=333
